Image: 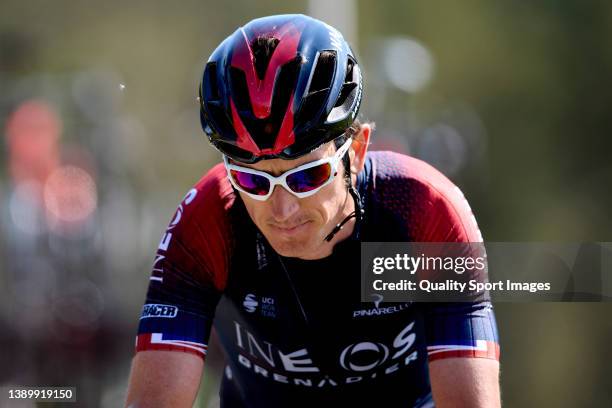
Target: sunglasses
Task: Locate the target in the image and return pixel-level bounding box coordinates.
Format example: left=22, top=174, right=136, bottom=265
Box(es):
left=223, top=138, right=352, bottom=201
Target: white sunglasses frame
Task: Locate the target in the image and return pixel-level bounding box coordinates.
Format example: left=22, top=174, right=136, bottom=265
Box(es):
left=223, top=138, right=353, bottom=201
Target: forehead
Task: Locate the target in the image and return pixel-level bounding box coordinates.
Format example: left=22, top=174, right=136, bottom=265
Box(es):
left=237, top=141, right=336, bottom=174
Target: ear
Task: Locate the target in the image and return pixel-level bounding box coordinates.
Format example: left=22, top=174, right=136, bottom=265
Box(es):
left=349, top=123, right=371, bottom=174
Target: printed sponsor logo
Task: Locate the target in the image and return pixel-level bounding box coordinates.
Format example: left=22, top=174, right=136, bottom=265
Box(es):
left=232, top=320, right=418, bottom=387
left=353, top=295, right=411, bottom=318
left=140, top=304, right=178, bottom=319
left=371, top=293, right=384, bottom=308
left=243, top=294, right=258, bottom=313
left=259, top=296, right=277, bottom=317
left=352, top=302, right=411, bottom=318
left=339, top=342, right=389, bottom=372
left=158, top=188, right=198, bottom=251
left=243, top=293, right=277, bottom=317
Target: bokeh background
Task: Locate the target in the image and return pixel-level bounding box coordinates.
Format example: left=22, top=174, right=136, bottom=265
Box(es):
left=1, top=0, right=611, bottom=406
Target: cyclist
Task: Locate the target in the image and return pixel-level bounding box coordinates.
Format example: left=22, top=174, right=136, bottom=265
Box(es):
left=126, top=14, right=500, bottom=408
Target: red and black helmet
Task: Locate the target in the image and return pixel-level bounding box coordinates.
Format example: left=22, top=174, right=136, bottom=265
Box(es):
left=199, top=14, right=363, bottom=163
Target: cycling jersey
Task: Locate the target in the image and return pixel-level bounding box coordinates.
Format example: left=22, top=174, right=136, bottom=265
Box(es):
left=135, top=151, right=500, bottom=407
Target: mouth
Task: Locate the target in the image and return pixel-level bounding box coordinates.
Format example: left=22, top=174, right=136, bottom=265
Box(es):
left=269, top=220, right=312, bottom=236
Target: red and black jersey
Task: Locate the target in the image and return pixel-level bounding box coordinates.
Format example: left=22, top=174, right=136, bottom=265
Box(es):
left=135, top=151, right=499, bottom=407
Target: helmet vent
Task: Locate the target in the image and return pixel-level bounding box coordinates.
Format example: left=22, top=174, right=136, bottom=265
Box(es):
left=229, top=57, right=301, bottom=151
left=215, top=140, right=256, bottom=163
left=204, top=62, right=220, bottom=101
left=334, top=82, right=358, bottom=108
left=328, top=57, right=361, bottom=122
left=229, top=67, right=251, bottom=112
left=297, top=51, right=336, bottom=124
left=307, top=50, right=336, bottom=95
left=335, top=56, right=358, bottom=108
left=344, top=57, right=355, bottom=83
left=251, top=35, right=280, bottom=80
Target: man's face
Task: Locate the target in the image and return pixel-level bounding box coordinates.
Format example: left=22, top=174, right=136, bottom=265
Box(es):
left=235, top=141, right=352, bottom=260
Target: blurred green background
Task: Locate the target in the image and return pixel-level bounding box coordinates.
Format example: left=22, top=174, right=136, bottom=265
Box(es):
left=1, top=0, right=611, bottom=407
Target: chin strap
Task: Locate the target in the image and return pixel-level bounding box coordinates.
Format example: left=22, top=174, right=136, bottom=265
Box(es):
left=324, top=149, right=364, bottom=242
left=324, top=210, right=357, bottom=242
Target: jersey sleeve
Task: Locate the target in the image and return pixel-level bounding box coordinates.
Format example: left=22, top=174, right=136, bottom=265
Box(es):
left=408, top=157, right=500, bottom=362
left=371, top=152, right=500, bottom=362
left=135, top=163, right=235, bottom=360
left=424, top=302, right=499, bottom=362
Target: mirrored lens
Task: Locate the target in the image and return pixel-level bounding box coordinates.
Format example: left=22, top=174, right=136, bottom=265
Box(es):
left=230, top=170, right=270, bottom=196
left=286, top=163, right=332, bottom=193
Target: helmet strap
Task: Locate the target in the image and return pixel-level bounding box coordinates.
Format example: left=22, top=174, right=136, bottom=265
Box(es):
left=323, top=150, right=364, bottom=242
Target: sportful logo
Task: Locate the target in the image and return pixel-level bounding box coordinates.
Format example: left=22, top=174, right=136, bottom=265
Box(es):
left=140, top=304, right=178, bottom=319
left=243, top=294, right=258, bottom=313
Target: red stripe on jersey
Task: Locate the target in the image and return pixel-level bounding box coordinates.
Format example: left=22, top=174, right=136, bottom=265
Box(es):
left=136, top=333, right=208, bottom=360
left=427, top=340, right=500, bottom=362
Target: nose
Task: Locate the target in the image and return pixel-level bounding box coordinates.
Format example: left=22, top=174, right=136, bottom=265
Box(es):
left=269, top=185, right=300, bottom=222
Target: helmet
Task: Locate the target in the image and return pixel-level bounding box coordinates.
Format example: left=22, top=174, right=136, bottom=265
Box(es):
left=199, top=14, right=362, bottom=163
